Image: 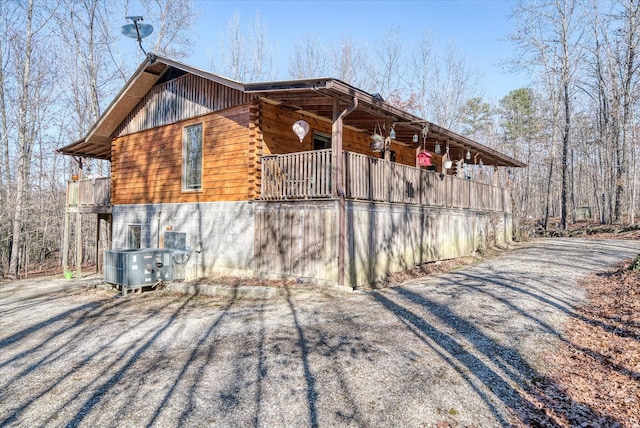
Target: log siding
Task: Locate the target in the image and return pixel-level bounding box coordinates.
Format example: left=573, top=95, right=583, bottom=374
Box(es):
left=111, top=104, right=254, bottom=205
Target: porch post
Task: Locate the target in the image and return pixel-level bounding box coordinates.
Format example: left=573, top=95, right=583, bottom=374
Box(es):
left=62, top=208, right=70, bottom=274
left=332, top=97, right=358, bottom=287
left=332, top=100, right=344, bottom=286
left=76, top=212, right=82, bottom=278
left=95, top=215, right=100, bottom=274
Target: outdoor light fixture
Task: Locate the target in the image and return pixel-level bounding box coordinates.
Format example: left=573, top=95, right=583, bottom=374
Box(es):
left=412, top=133, right=419, bottom=143
left=466, top=149, right=471, bottom=160
left=390, top=123, right=396, bottom=140
left=434, top=142, right=441, bottom=155
left=292, top=119, right=310, bottom=142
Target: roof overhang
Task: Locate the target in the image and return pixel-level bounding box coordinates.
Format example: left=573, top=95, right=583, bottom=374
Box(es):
left=57, top=55, right=244, bottom=161
left=58, top=56, right=526, bottom=168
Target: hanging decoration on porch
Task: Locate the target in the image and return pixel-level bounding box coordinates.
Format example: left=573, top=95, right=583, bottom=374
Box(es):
left=417, top=151, right=432, bottom=167
left=292, top=119, right=310, bottom=143
left=417, top=124, right=432, bottom=167
left=442, top=145, right=453, bottom=170
left=370, top=123, right=385, bottom=152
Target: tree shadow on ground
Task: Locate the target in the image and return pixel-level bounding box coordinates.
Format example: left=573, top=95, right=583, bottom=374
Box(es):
left=370, top=285, right=623, bottom=426
left=0, top=289, right=213, bottom=427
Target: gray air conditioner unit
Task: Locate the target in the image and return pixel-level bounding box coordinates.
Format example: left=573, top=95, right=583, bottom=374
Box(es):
left=104, top=249, right=173, bottom=288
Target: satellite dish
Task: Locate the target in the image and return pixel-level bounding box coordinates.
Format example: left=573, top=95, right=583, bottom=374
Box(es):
left=120, top=16, right=154, bottom=58
left=121, top=22, right=153, bottom=39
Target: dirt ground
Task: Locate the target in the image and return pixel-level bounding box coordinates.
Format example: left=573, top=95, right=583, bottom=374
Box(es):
left=1, top=238, right=639, bottom=427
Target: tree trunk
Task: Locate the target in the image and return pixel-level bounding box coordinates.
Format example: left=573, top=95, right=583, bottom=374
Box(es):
left=544, top=151, right=555, bottom=230
left=560, top=96, right=570, bottom=230
left=8, top=0, right=34, bottom=279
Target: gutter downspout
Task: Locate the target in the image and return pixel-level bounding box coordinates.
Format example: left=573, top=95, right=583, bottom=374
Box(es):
left=332, top=96, right=358, bottom=287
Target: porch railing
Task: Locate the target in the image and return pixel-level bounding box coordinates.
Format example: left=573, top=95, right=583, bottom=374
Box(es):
left=66, top=177, right=111, bottom=208
left=260, top=149, right=333, bottom=200
left=261, top=150, right=511, bottom=213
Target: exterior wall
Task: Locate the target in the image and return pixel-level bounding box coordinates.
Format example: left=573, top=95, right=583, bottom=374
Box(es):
left=344, top=201, right=512, bottom=286
left=110, top=99, right=432, bottom=208
left=112, top=201, right=256, bottom=280
left=253, top=199, right=513, bottom=288
left=254, top=201, right=338, bottom=284
left=106, top=83, right=514, bottom=286
left=111, top=103, right=258, bottom=205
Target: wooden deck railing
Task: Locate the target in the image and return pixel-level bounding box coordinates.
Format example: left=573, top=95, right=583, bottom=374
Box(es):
left=66, top=177, right=111, bottom=208
left=261, top=149, right=333, bottom=200
left=261, top=150, right=511, bottom=213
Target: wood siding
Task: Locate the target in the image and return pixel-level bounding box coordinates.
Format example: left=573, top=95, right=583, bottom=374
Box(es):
left=115, top=73, right=253, bottom=137
left=259, top=102, right=419, bottom=163
left=111, top=104, right=255, bottom=204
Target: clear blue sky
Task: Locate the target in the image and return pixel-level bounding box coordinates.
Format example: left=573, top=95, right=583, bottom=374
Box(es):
left=190, top=0, right=530, bottom=101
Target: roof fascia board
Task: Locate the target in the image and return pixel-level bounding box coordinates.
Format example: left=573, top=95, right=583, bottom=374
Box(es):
left=152, top=54, right=244, bottom=91
left=244, top=78, right=331, bottom=92
left=83, top=56, right=165, bottom=145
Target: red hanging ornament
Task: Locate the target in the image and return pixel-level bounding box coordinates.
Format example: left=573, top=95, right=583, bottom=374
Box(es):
left=417, top=150, right=432, bottom=167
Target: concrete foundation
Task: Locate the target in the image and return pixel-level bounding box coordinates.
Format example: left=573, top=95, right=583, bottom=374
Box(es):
left=112, top=199, right=512, bottom=287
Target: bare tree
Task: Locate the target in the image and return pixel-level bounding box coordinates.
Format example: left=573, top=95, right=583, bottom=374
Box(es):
left=428, top=42, right=484, bottom=132
left=578, top=0, right=640, bottom=224
left=211, top=11, right=276, bottom=82
left=511, top=0, right=583, bottom=229
left=125, top=0, right=198, bottom=60
left=56, top=0, right=121, bottom=176
left=371, top=25, right=404, bottom=103
left=288, top=34, right=330, bottom=79
left=247, top=12, right=276, bottom=81
left=331, top=35, right=372, bottom=90
left=407, top=30, right=435, bottom=120
left=7, top=0, right=59, bottom=278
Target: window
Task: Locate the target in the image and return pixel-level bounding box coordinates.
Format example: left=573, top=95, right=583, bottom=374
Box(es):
left=128, top=225, right=141, bottom=249
left=183, top=123, right=203, bottom=190
left=313, top=132, right=331, bottom=150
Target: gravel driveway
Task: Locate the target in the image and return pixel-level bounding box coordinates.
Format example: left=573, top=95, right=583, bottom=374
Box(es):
left=1, top=238, right=639, bottom=427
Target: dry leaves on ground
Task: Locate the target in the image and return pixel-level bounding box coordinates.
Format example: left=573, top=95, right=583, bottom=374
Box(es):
left=518, top=261, right=640, bottom=427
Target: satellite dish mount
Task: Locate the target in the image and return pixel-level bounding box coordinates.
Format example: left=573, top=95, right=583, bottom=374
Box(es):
left=121, top=16, right=154, bottom=58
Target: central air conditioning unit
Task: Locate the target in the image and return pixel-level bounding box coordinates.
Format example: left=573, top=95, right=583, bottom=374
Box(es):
left=104, top=249, right=173, bottom=291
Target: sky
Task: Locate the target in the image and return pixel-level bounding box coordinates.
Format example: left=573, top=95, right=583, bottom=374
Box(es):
left=188, top=0, right=532, bottom=102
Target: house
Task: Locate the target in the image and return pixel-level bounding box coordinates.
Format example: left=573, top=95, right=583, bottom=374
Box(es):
left=58, top=55, right=525, bottom=288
